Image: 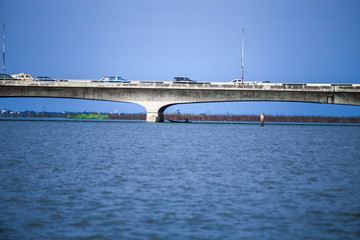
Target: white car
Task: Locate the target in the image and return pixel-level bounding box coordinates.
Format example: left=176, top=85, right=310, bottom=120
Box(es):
left=10, top=73, right=35, bottom=81
left=99, top=76, right=130, bottom=83
left=257, top=81, right=281, bottom=85
left=231, top=79, right=255, bottom=85
left=258, top=81, right=272, bottom=84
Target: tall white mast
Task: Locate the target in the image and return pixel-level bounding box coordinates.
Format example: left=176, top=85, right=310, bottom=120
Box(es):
left=2, top=24, right=4, bottom=74
left=241, top=28, right=244, bottom=83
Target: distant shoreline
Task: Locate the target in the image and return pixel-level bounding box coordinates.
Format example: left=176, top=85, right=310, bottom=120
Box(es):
left=1, top=112, right=359, bottom=123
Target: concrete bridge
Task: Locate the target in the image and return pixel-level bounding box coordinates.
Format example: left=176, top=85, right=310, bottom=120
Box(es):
left=0, top=80, right=359, bottom=122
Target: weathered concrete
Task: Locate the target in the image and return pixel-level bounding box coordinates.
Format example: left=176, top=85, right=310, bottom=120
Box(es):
left=0, top=80, right=359, bottom=122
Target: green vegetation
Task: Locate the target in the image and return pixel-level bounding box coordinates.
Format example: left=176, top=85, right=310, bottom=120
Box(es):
left=67, top=113, right=109, bottom=119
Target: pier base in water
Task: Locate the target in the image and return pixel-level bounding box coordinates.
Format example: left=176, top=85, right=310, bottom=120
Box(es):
left=146, top=111, right=164, bottom=123
left=260, top=113, right=264, bottom=127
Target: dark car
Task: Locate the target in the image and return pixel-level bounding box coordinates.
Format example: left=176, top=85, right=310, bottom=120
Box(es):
left=172, top=77, right=197, bottom=84
left=36, top=76, right=55, bottom=81
left=0, top=74, right=18, bottom=80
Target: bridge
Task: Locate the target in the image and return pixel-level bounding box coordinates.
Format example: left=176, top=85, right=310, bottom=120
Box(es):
left=0, top=80, right=359, bottom=122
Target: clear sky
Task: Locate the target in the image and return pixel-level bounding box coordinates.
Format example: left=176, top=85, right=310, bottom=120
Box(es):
left=1, top=0, right=360, bottom=116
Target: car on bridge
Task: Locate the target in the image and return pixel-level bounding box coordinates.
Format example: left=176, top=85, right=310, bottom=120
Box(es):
left=258, top=80, right=272, bottom=84
left=0, top=74, right=19, bottom=80
left=172, top=77, right=197, bottom=84
left=36, top=76, right=55, bottom=81
left=257, top=81, right=281, bottom=85
left=231, top=79, right=256, bottom=85
left=99, top=76, right=130, bottom=83
left=231, top=79, right=244, bottom=84
left=10, top=73, right=35, bottom=81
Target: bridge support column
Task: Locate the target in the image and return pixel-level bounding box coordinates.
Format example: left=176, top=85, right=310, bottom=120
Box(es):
left=137, top=102, right=170, bottom=123
left=146, top=111, right=164, bottom=123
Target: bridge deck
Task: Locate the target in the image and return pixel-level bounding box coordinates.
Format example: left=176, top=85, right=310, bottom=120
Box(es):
left=1, top=80, right=359, bottom=92
left=1, top=79, right=359, bottom=122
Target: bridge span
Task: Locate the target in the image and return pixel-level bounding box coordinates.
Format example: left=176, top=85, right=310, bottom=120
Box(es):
left=0, top=80, right=359, bottom=122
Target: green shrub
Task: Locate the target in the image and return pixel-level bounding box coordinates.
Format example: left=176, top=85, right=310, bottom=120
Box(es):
left=67, top=113, right=109, bottom=119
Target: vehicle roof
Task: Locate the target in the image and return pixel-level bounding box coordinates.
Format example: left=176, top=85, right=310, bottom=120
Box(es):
left=12, top=73, right=33, bottom=76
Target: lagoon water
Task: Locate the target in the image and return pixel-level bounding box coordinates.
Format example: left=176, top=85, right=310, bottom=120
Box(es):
left=0, top=119, right=359, bottom=239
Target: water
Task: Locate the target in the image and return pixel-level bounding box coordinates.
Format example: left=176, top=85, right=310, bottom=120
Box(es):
left=0, top=120, right=359, bottom=239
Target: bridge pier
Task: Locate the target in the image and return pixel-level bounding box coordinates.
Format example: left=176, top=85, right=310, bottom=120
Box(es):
left=146, top=111, right=164, bottom=123
left=137, top=102, right=170, bottom=123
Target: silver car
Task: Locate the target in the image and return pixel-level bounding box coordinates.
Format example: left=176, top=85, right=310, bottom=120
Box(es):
left=172, top=77, right=197, bottom=83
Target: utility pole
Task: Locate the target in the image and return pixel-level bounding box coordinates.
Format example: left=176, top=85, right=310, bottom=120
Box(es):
left=2, top=24, right=5, bottom=74
left=241, top=28, right=244, bottom=83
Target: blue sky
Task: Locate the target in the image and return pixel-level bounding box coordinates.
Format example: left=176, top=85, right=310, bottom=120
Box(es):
left=1, top=0, right=359, bottom=116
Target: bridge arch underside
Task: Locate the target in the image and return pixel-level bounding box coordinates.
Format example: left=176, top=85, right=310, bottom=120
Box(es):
left=0, top=85, right=359, bottom=122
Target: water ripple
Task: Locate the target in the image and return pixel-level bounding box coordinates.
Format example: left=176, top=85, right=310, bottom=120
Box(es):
left=0, top=121, right=359, bottom=239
